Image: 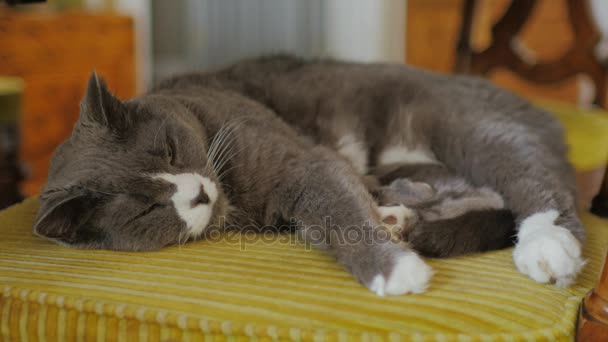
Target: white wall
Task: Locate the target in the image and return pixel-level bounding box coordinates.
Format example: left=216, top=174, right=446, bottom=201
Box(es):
left=114, top=0, right=153, bottom=93
left=198, top=0, right=325, bottom=71
left=323, top=0, right=406, bottom=63
left=89, top=0, right=408, bottom=86
left=590, top=0, right=608, bottom=60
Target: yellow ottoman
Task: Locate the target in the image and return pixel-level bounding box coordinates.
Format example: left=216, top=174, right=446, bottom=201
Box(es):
left=0, top=198, right=607, bottom=341
left=2, top=100, right=608, bottom=340
left=534, top=99, right=608, bottom=210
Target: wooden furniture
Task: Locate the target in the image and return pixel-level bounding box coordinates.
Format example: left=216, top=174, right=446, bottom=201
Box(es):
left=0, top=9, right=136, bottom=198
left=407, top=0, right=589, bottom=103
left=454, top=1, right=608, bottom=339
left=454, top=0, right=608, bottom=219
left=578, top=253, right=608, bottom=341
left=0, top=78, right=24, bottom=209
left=455, top=0, right=607, bottom=107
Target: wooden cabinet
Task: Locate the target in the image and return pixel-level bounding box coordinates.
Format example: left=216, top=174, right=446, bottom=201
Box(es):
left=0, top=9, right=136, bottom=196
left=406, top=0, right=464, bottom=74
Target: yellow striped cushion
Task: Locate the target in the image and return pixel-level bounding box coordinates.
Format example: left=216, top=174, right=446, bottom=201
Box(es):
left=535, top=99, right=608, bottom=171
left=0, top=198, right=607, bottom=341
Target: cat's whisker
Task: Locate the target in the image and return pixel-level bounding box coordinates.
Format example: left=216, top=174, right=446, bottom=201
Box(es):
left=211, top=118, right=256, bottom=177
left=214, top=117, right=252, bottom=154
left=213, top=147, right=244, bottom=179
left=215, top=140, right=251, bottom=180
left=89, top=189, right=120, bottom=196
left=211, top=134, right=236, bottom=170
left=206, top=132, right=231, bottom=175
left=207, top=119, right=243, bottom=170
left=204, top=122, right=242, bottom=182
left=213, top=136, right=243, bottom=172
left=152, top=116, right=170, bottom=149
left=207, top=122, right=232, bottom=160
left=208, top=118, right=251, bottom=175
left=206, top=136, right=223, bottom=167
left=208, top=117, right=240, bottom=148
left=177, top=231, right=183, bottom=254
left=217, top=164, right=241, bottom=181
left=178, top=230, right=191, bottom=253
left=209, top=117, right=250, bottom=165
left=214, top=145, right=248, bottom=179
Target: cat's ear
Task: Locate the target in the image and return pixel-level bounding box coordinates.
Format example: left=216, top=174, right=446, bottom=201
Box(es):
left=33, top=189, right=106, bottom=245
left=80, top=71, right=130, bottom=132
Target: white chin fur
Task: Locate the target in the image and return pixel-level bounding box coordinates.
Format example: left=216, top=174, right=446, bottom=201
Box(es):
left=513, top=210, right=585, bottom=287
left=153, top=173, right=218, bottom=237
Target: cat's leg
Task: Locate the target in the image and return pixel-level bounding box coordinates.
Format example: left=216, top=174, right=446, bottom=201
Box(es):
left=434, top=112, right=585, bottom=287
left=267, top=146, right=432, bottom=295
left=322, top=129, right=424, bottom=249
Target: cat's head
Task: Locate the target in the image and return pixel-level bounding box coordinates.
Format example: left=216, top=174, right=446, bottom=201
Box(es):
left=33, top=72, right=230, bottom=251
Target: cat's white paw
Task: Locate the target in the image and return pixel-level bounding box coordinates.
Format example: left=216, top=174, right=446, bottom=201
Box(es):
left=378, top=204, right=417, bottom=239
left=369, top=252, right=433, bottom=296
left=513, top=210, right=585, bottom=287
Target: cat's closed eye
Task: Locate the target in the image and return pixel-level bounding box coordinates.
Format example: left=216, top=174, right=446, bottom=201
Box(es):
left=127, top=203, right=166, bottom=225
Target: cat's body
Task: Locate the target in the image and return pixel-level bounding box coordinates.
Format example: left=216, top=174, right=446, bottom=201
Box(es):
left=35, top=56, right=585, bottom=296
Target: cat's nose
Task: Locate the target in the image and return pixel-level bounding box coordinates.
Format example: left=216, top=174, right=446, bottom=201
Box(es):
left=191, top=185, right=210, bottom=207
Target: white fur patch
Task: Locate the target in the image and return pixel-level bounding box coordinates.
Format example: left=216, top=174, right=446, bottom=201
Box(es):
left=154, top=173, right=218, bottom=237
left=378, top=145, right=437, bottom=166
left=370, top=253, right=433, bottom=296
left=336, top=134, right=368, bottom=174
left=513, top=210, right=585, bottom=287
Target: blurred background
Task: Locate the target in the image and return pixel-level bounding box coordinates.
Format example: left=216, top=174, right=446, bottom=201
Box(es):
left=1, top=0, right=608, bottom=212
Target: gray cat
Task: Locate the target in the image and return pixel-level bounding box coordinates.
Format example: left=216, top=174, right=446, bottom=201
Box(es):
left=34, top=55, right=585, bottom=296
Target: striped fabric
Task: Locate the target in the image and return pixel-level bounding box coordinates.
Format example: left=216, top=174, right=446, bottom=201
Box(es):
left=0, top=198, right=606, bottom=341
left=534, top=99, right=608, bottom=171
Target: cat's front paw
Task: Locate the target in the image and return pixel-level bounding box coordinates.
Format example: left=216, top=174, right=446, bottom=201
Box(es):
left=513, top=210, right=585, bottom=287
left=369, top=252, right=433, bottom=296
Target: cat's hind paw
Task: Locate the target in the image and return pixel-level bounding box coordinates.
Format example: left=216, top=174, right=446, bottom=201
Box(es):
left=377, top=204, right=417, bottom=241
left=513, top=210, right=585, bottom=287
left=369, top=252, right=433, bottom=296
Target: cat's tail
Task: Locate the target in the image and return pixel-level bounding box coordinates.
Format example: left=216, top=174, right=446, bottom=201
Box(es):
left=405, top=209, right=516, bottom=258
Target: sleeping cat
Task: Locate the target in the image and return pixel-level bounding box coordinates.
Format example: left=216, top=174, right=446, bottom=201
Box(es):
left=34, top=56, right=585, bottom=296
left=370, top=162, right=516, bottom=257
